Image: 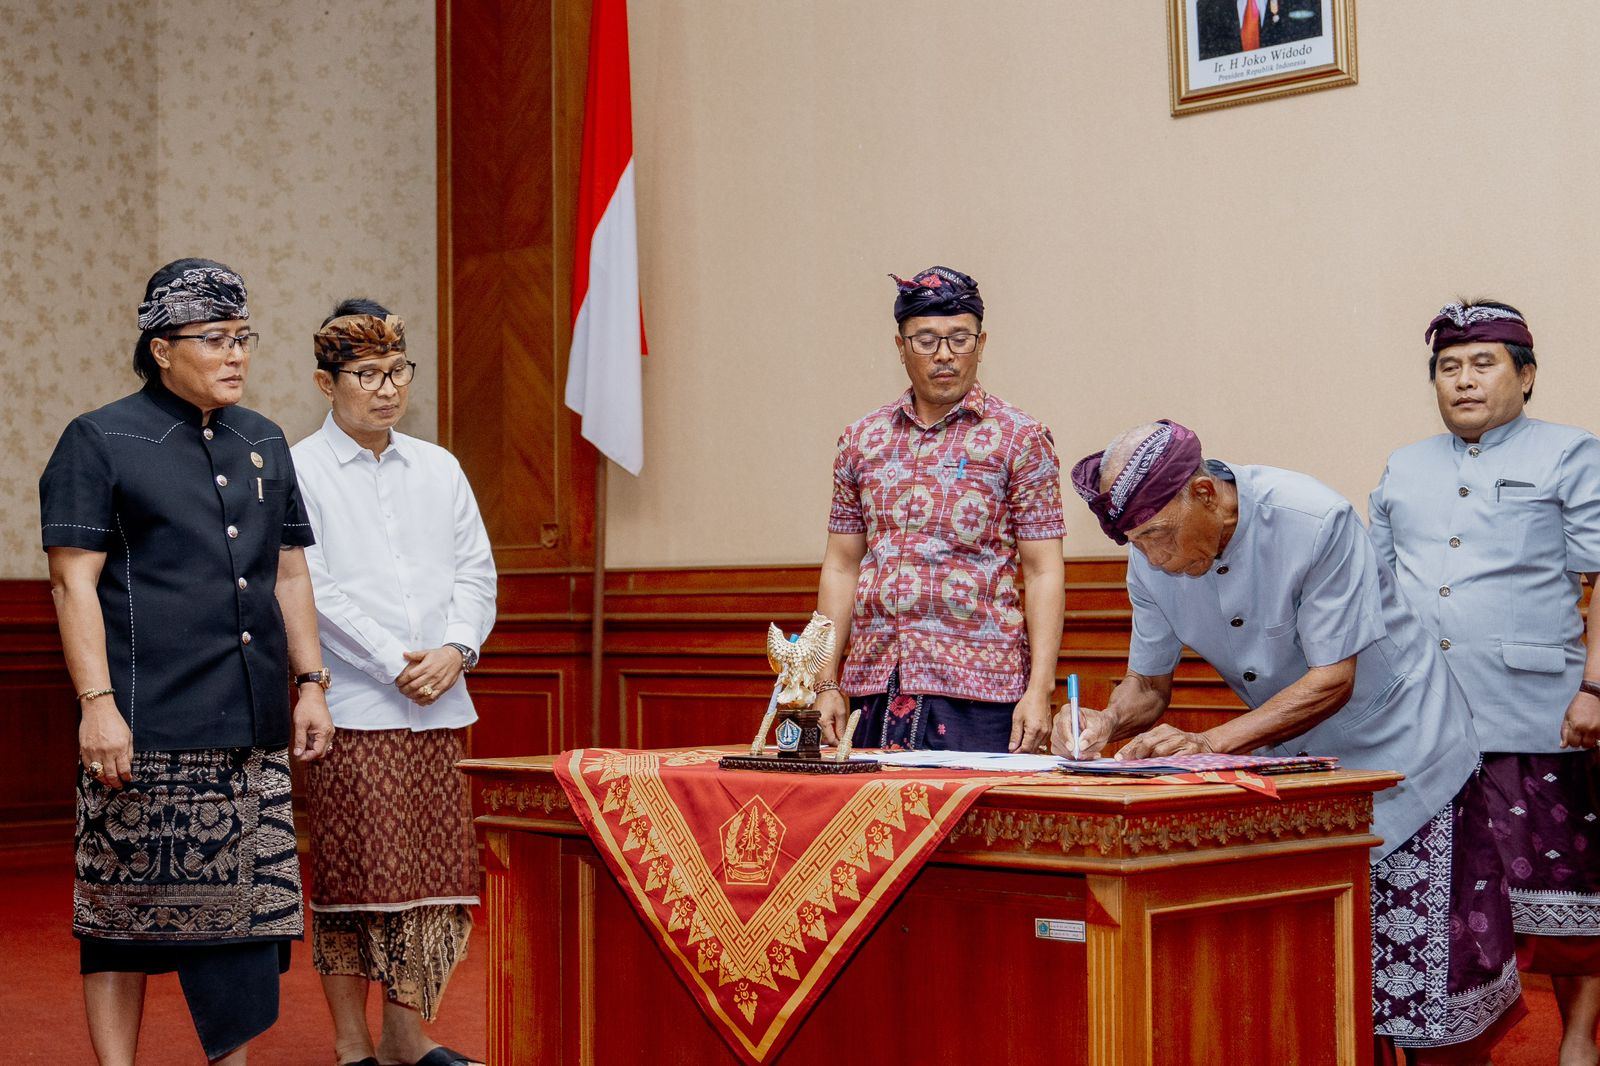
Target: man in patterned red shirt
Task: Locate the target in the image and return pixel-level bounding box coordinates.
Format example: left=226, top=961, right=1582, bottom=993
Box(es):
left=813, top=266, right=1066, bottom=753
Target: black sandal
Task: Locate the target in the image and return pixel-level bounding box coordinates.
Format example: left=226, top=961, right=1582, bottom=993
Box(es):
left=413, top=1049, right=483, bottom=1066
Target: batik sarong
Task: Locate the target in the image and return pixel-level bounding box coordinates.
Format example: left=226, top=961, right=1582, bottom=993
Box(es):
left=74, top=746, right=303, bottom=943
left=305, top=727, right=479, bottom=1015
left=849, top=667, right=1016, bottom=751
left=1480, top=750, right=1600, bottom=975
left=1371, top=770, right=1525, bottom=1054
left=74, top=745, right=303, bottom=1060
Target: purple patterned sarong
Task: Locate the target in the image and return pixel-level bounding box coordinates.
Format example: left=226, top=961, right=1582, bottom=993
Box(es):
left=1371, top=769, right=1525, bottom=1053
left=849, top=668, right=1016, bottom=752
left=1480, top=751, right=1600, bottom=967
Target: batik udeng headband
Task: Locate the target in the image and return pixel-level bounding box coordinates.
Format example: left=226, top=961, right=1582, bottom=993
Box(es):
left=1071, top=420, right=1204, bottom=546
left=313, top=314, right=407, bottom=363
left=137, top=267, right=249, bottom=330
left=1424, top=302, right=1534, bottom=353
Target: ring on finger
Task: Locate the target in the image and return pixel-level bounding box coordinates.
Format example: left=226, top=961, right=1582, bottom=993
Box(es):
left=420, top=684, right=436, bottom=698
left=88, top=760, right=104, bottom=776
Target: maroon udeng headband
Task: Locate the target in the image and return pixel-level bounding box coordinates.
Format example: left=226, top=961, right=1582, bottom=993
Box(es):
left=1071, top=420, right=1204, bottom=546
left=1425, top=302, right=1534, bottom=353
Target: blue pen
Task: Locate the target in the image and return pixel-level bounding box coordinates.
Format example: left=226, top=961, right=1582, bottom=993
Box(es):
left=1067, top=673, right=1081, bottom=760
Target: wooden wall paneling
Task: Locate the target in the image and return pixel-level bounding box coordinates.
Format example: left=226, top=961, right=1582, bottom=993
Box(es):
left=615, top=667, right=779, bottom=751
left=0, top=581, right=76, bottom=849
left=438, top=0, right=595, bottom=570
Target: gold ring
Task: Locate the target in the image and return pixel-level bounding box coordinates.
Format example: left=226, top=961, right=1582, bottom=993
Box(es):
left=420, top=684, right=436, bottom=698
left=88, top=761, right=104, bottom=776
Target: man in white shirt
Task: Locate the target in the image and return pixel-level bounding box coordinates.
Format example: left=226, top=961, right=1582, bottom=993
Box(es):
left=293, top=299, right=496, bottom=1066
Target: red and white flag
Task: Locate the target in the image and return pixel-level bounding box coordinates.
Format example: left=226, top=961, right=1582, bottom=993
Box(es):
left=565, top=0, right=644, bottom=475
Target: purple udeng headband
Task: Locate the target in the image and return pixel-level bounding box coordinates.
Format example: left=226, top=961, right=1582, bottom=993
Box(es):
left=1071, top=420, right=1204, bottom=545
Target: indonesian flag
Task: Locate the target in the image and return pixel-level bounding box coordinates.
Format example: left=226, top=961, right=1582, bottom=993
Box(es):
left=565, top=0, right=645, bottom=475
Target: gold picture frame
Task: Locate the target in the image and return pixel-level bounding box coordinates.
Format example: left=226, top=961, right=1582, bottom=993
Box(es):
left=1168, top=0, right=1357, bottom=117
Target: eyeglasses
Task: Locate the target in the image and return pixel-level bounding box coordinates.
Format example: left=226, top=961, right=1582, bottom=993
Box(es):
left=325, top=360, right=417, bottom=391
left=166, top=331, right=260, bottom=354
left=902, top=332, right=980, bottom=356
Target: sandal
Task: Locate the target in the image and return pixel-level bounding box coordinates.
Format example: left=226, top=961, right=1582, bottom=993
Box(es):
left=413, top=1049, right=485, bottom=1066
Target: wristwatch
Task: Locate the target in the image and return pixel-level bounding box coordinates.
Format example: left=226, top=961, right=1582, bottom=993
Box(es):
left=447, top=643, right=479, bottom=672
left=1581, top=680, right=1600, bottom=700
left=294, top=667, right=332, bottom=691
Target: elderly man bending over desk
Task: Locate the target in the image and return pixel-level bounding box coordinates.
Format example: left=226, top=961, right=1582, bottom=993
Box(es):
left=1050, top=419, right=1523, bottom=1064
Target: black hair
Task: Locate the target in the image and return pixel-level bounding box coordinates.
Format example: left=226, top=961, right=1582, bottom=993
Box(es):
left=1427, top=298, right=1537, bottom=402
left=131, top=257, right=239, bottom=380
left=321, top=297, right=391, bottom=327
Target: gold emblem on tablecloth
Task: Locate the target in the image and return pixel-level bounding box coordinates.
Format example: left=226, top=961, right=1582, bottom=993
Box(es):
left=720, top=795, right=785, bottom=886
left=250, top=451, right=264, bottom=468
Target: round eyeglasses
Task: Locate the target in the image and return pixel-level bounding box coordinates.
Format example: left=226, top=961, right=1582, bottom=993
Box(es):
left=325, top=360, right=418, bottom=391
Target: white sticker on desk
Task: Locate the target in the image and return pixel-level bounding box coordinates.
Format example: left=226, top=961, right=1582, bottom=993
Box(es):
left=1034, top=918, right=1086, bottom=943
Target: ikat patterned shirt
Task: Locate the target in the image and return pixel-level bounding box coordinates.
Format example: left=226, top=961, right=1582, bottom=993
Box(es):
left=828, top=382, right=1065, bottom=703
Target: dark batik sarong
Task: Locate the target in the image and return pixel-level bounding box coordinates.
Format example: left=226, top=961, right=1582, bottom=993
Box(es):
left=74, top=746, right=302, bottom=1060
left=1480, top=751, right=1600, bottom=948
left=849, top=667, right=1016, bottom=752
left=1371, top=771, right=1525, bottom=1052
left=74, top=746, right=303, bottom=943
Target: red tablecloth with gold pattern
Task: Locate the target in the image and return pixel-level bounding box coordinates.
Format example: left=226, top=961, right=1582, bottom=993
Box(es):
left=554, top=747, right=1283, bottom=1063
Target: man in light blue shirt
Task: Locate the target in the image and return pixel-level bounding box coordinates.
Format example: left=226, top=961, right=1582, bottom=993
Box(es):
left=1370, top=299, right=1600, bottom=1062
left=1057, top=419, right=1523, bottom=1062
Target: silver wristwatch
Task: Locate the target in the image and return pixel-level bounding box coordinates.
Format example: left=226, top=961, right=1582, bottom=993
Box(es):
left=447, top=642, right=479, bottom=672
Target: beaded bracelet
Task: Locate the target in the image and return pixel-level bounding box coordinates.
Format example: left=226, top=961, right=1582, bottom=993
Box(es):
left=77, top=688, right=115, bottom=703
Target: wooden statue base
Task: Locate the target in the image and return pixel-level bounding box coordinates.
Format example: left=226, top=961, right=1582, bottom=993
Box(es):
left=719, top=754, right=880, bottom=774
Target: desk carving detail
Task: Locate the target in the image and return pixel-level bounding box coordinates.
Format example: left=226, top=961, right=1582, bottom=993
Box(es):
left=478, top=781, right=572, bottom=817
left=947, top=795, right=1374, bottom=858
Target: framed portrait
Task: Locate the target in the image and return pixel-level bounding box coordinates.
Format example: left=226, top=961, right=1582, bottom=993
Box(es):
left=1167, top=0, right=1357, bottom=116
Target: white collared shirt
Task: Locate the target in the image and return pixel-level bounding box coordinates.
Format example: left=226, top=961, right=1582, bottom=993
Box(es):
left=292, top=412, right=497, bottom=731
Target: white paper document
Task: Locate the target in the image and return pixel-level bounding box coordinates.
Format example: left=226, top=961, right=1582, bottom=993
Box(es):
left=849, top=750, right=1068, bottom=773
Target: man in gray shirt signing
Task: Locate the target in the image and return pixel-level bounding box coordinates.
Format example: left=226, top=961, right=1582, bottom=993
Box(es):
left=1054, top=419, right=1522, bottom=1064
left=1371, top=299, right=1600, bottom=1064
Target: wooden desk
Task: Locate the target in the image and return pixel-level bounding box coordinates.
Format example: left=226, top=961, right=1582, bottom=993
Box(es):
left=462, top=754, right=1397, bottom=1065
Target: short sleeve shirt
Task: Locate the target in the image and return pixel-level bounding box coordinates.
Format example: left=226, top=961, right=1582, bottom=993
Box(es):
left=39, top=381, right=315, bottom=751
left=1126, top=462, right=1480, bottom=859
left=1368, top=415, right=1600, bottom=752
left=828, top=383, right=1065, bottom=702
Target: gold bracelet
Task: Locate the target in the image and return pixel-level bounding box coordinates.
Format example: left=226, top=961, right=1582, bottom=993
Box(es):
left=77, top=687, right=115, bottom=703
left=815, top=680, right=840, bottom=693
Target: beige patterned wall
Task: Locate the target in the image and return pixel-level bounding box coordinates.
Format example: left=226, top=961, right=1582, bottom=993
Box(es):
left=0, top=2, right=157, bottom=578
left=1, top=0, right=437, bottom=580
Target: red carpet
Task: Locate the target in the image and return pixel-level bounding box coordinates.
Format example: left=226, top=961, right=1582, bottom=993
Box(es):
left=0, top=848, right=485, bottom=1064
left=0, top=846, right=1580, bottom=1062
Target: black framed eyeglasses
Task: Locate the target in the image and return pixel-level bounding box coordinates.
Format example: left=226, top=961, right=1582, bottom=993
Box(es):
left=167, top=331, right=260, bottom=354
left=902, top=332, right=979, bottom=356
left=324, top=360, right=418, bottom=391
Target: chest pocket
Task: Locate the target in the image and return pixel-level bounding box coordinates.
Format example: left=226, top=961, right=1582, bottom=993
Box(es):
left=1495, top=478, right=1540, bottom=500
left=959, top=457, right=1008, bottom=496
